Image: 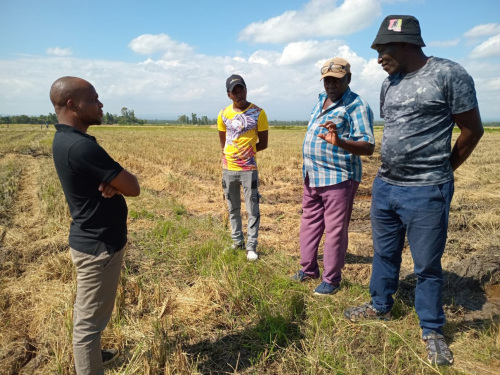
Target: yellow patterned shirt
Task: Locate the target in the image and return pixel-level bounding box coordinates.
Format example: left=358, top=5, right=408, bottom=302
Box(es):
left=217, top=103, right=269, bottom=171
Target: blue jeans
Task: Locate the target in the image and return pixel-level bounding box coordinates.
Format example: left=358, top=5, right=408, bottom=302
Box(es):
left=369, top=177, right=454, bottom=336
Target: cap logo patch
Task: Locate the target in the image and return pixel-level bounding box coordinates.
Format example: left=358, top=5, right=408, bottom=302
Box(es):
left=230, top=79, right=240, bottom=83
left=388, top=19, right=402, bottom=32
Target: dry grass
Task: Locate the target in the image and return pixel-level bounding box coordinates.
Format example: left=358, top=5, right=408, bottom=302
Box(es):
left=0, top=125, right=498, bottom=374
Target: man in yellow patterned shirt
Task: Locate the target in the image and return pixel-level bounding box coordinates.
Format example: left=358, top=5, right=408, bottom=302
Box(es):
left=218, top=74, right=269, bottom=261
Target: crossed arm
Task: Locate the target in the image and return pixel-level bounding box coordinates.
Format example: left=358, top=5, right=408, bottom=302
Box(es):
left=99, top=169, right=140, bottom=198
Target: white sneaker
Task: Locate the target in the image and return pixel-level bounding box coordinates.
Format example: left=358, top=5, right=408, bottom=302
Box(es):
left=246, top=250, right=259, bottom=261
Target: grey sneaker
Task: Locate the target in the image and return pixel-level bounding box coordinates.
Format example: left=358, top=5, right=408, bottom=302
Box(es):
left=423, top=331, right=454, bottom=366
left=344, top=302, right=392, bottom=322
left=102, top=348, right=119, bottom=366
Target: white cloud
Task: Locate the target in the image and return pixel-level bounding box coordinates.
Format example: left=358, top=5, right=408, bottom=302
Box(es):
left=277, top=40, right=344, bottom=66
left=470, top=35, right=500, bottom=58
left=128, top=33, right=193, bottom=60
left=428, top=39, right=460, bottom=47
left=46, top=47, right=72, bottom=56
left=359, top=57, right=387, bottom=83
left=248, top=50, right=281, bottom=66
left=238, top=0, right=381, bottom=44
left=464, top=23, right=500, bottom=38
left=249, top=85, right=270, bottom=98
left=0, top=41, right=386, bottom=120
left=1, top=35, right=499, bottom=121
left=458, top=58, right=500, bottom=120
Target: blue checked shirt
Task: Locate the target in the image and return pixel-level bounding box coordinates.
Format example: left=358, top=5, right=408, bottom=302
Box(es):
left=302, top=88, right=375, bottom=187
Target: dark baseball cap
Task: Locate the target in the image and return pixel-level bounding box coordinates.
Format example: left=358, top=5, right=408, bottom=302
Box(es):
left=226, top=74, right=246, bottom=92
left=371, top=15, right=426, bottom=49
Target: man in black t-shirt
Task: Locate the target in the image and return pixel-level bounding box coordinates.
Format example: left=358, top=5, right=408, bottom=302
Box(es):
left=50, top=76, right=140, bottom=375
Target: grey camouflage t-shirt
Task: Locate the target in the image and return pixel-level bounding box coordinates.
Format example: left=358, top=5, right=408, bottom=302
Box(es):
left=379, top=57, right=478, bottom=186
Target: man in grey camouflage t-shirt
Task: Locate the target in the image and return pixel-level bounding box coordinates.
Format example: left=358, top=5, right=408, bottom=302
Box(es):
left=344, top=15, right=484, bottom=367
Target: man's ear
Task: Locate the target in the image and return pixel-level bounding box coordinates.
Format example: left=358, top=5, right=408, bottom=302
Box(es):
left=67, top=99, right=77, bottom=112
left=347, top=73, right=352, bottom=85
left=227, top=91, right=231, bottom=100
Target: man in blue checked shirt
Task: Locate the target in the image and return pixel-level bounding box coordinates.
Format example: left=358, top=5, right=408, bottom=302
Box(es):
left=292, top=57, right=375, bottom=295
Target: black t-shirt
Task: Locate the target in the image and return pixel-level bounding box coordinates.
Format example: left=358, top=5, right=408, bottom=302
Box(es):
left=52, top=124, right=128, bottom=254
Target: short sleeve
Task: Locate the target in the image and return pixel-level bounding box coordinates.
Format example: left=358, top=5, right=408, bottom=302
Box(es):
left=380, top=78, right=390, bottom=119
left=349, top=101, right=375, bottom=145
left=444, top=64, right=478, bottom=115
left=257, top=109, right=269, bottom=132
left=69, top=140, right=123, bottom=184
left=217, top=110, right=226, bottom=131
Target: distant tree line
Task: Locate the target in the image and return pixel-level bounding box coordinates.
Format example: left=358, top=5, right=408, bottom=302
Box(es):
left=0, top=107, right=146, bottom=125
left=0, top=113, right=58, bottom=124
left=101, top=107, right=146, bottom=125
left=140, top=114, right=216, bottom=125
left=3, top=111, right=498, bottom=127
left=0, top=115, right=379, bottom=127
left=269, top=120, right=308, bottom=126
left=177, top=114, right=216, bottom=125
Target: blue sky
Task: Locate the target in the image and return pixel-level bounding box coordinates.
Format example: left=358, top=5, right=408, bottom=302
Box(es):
left=1, top=0, right=499, bottom=120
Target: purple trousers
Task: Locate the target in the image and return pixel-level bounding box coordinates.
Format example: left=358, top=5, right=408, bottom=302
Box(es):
left=299, top=176, right=359, bottom=285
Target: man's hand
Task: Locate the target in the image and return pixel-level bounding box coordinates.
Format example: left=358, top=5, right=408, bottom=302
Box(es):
left=317, top=121, right=375, bottom=156
left=318, top=121, right=341, bottom=146
left=98, top=182, right=122, bottom=198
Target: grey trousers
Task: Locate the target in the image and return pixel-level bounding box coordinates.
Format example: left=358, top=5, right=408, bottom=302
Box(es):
left=70, top=244, right=125, bottom=375
left=222, top=169, right=260, bottom=251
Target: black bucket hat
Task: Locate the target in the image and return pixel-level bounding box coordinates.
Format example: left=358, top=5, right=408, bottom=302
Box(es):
left=371, top=15, right=426, bottom=49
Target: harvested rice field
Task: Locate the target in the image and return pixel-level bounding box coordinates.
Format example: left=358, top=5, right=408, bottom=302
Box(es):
left=0, top=124, right=499, bottom=374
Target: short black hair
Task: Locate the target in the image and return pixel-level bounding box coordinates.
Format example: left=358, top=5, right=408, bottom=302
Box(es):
left=50, top=76, right=92, bottom=109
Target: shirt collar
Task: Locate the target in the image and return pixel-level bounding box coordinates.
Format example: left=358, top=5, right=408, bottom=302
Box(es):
left=55, top=124, right=96, bottom=141
left=318, top=87, right=352, bottom=106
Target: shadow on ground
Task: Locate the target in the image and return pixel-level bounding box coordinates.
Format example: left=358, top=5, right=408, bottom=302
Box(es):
left=183, top=315, right=303, bottom=374
left=397, top=253, right=500, bottom=312
left=344, top=252, right=373, bottom=264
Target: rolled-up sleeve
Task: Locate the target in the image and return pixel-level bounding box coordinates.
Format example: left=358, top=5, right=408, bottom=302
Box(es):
left=349, top=101, right=375, bottom=145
